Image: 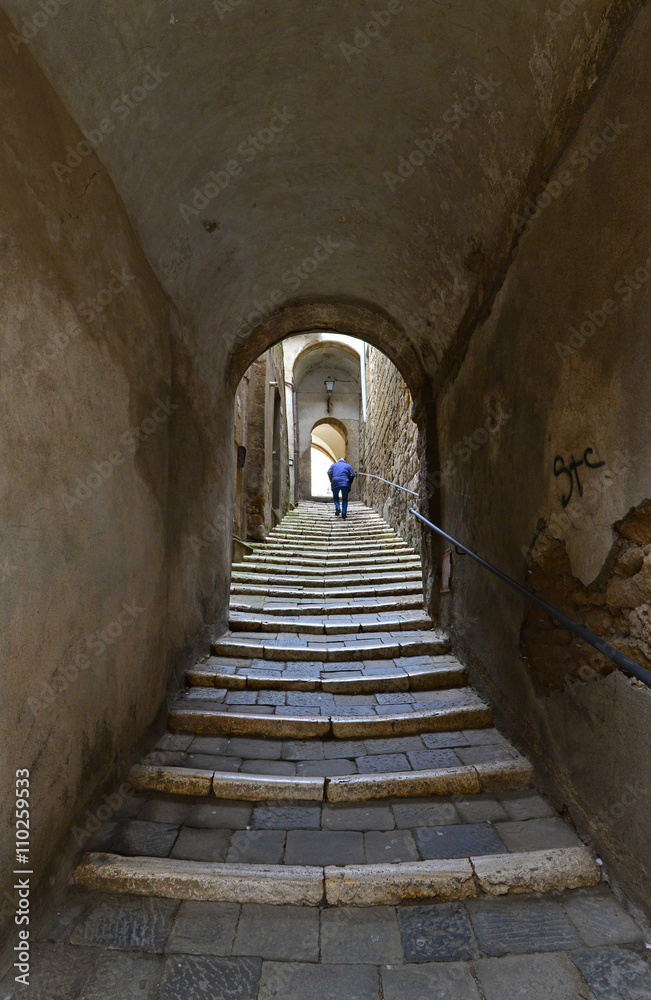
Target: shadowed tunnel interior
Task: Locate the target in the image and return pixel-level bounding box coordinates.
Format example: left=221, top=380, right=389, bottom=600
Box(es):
left=1, top=0, right=651, bottom=992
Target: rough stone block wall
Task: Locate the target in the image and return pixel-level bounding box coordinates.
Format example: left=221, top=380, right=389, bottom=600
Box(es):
left=362, top=346, right=420, bottom=550
left=522, top=498, right=651, bottom=694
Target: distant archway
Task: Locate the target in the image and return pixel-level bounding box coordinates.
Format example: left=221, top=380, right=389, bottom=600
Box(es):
left=311, top=418, right=348, bottom=495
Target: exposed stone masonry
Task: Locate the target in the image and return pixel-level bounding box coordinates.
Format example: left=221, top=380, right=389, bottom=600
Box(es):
left=362, top=346, right=420, bottom=550
left=522, top=499, right=651, bottom=695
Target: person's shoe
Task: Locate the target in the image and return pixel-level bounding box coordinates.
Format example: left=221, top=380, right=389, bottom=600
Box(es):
left=342, top=513, right=347, bottom=520
left=334, top=508, right=340, bottom=516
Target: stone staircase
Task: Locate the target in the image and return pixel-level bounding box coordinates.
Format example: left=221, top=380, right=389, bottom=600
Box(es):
left=73, top=502, right=601, bottom=907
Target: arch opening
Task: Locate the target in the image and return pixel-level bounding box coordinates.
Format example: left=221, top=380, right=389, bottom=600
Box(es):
left=311, top=418, right=348, bottom=496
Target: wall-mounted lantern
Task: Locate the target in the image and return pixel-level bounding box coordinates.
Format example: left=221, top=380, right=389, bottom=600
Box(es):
left=324, top=376, right=335, bottom=413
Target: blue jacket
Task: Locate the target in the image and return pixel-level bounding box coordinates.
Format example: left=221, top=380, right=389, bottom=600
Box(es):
left=328, top=459, right=356, bottom=489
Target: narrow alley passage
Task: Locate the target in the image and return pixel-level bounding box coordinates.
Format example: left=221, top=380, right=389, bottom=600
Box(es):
left=7, top=503, right=649, bottom=999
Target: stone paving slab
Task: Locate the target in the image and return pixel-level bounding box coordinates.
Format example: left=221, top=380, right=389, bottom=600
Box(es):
left=320, top=906, right=404, bottom=964
left=157, top=954, right=261, bottom=999
left=258, top=962, right=381, bottom=1000
left=16, top=888, right=650, bottom=999
left=0, top=942, right=96, bottom=1000
left=572, top=946, right=651, bottom=999
left=467, top=896, right=584, bottom=956
left=69, top=895, right=179, bottom=953
left=78, top=951, right=165, bottom=1000
left=285, top=829, right=365, bottom=866
left=414, top=822, right=507, bottom=860
left=364, top=830, right=420, bottom=863
left=165, top=899, right=240, bottom=955
left=399, top=902, right=480, bottom=961
left=381, top=962, right=482, bottom=1000
left=232, top=904, right=320, bottom=961
left=474, top=952, right=598, bottom=1000
left=561, top=887, right=645, bottom=947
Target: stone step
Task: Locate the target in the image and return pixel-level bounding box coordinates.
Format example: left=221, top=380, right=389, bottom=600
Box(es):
left=233, top=556, right=422, bottom=584
left=258, top=540, right=412, bottom=553
left=73, top=846, right=600, bottom=905
left=212, top=631, right=447, bottom=661
left=128, top=755, right=533, bottom=801
left=168, top=698, right=492, bottom=740
left=267, top=521, right=403, bottom=545
left=240, top=553, right=420, bottom=569
left=273, top=534, right=397, bottom=540
left=136, top=725, right=524, bottom=786
left=229, top=595, right=425, bottom=615
left=175, top=684, right=474, bottom=719
left=230, top=581, right=424, bottom=599
left=228, top=610, right=433, bottom=635
left=230, top=569, right=423, bottom=588
left=240, top=553, right=416, bottom=567
left=187, top=653, right=466, bottom=693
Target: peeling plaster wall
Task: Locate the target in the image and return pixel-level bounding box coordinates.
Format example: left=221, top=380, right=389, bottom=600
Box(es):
left=437, top=5, right=651, bottom=912
left=0, top=18, right=172, bottom=919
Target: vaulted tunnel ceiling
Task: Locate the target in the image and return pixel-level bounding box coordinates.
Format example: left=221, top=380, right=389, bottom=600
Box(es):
left=4, top=0, right=636, bottom=384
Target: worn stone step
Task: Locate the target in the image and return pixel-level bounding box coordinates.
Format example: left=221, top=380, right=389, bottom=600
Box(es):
left=187, top=654, right=466, bottom=693
left=168, top=699, right=492, bottom=740
left=239, top=558, right=422, bottom=575
left=230, top=570, right=423, bottom=588
left=93, top=787, right=564, bottom=860
left=228, top=611, right=433, bottom=635
left=269, top=529, right=398, bottom=541
left=324, top=847, right=601, bottom=904
left=212, top=631, right=447, bottom=661
left=232, top=559, right=422, bottom=577
left=74, top=855, right=324, bottom=905
left=327, top=758, right=534, bottom=801
left=73, top=846, right=599, bottom=905
left=230, top=581, right=424, bottom=599
left=258, top=541, right=412, bottom=554
left=176, top=681, right=474, bottom=714
left=136, top=725, right=525, bottom=791
left=229, top=595, right=425, bottom=615
left=128, top=755, right=533, bottom=801
left=239, top=546, right=411, bottom=557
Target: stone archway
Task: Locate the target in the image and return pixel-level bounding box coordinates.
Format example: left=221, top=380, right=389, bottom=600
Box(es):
left=311, top=417, right=349, bottom=496
left=169, top=299, right=442, bottom=674
left=291, top=339, right=362, bottom=500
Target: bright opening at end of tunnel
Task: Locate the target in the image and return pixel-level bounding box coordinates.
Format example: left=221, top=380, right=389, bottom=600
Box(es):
left=310, top=447, right=335, bottom=496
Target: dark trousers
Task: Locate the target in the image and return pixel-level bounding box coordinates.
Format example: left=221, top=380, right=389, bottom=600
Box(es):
left=332, top=486, right=350, bottom=516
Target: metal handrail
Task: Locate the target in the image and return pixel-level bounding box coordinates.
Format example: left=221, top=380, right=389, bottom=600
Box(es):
left=410, top=508, right=651, bottom=691
left=359, top=472, right=420, bottom=497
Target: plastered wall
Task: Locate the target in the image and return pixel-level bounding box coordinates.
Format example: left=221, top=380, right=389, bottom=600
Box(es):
left=0, top=18, right=172, bottom=924
left=437, top=6, right=651, bottom=912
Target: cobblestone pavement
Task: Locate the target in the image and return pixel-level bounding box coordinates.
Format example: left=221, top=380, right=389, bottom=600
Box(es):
left=2, top=885, right=649, bottom=999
